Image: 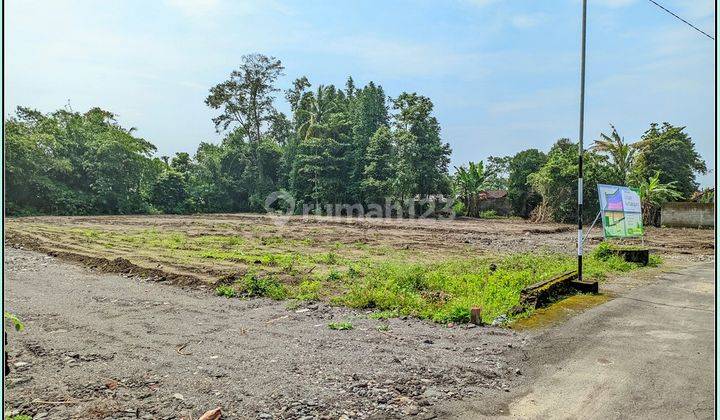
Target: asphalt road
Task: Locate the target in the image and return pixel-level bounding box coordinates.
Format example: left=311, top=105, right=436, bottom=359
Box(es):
left=504, top=262, right=715, bottom=419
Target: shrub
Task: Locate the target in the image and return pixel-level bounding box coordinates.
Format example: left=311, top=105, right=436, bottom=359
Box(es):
left=240, top=274, right=287, bottom=300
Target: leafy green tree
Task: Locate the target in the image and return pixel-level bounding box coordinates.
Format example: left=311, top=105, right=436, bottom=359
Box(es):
left=592, top=125, right=635, bottom=185
left=361, top=126, right=395, bottom=204
left=151, top=170, right=188, bottom=214
left=391, top=130, right=419, bottom=203
left=205, top=54, right=284, bottom=141
left=483, top=156, right=511, bottom=190
left=632, top=123, right=706, bottom=198
left=392, top=93, right=452, bottom=198
left=170, top=152, right=193, bottom=176
left=528, top=139, right=611, bottom=223
left=507, top=149, right=547, bottom=218
left=5, top=106, right=156, bottom=215
left=187, top=142, right=232, bottom=213
left=348, top=81, right=389, bottom=201
left=293, top=136, right=345, bottom=211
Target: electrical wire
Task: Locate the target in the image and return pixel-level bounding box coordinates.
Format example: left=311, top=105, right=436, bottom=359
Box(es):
left=646, top=0, right=715, bottom=41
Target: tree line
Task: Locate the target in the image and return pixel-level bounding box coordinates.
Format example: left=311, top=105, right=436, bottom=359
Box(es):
left=6, top=54, right=707, bottom=224
left=6, top=54, right=451, bottom=216
left=453, top=123, right=707, bottom=225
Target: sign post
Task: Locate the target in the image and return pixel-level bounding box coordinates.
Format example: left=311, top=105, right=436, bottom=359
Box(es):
left=597, top=184, right=644, bottom=238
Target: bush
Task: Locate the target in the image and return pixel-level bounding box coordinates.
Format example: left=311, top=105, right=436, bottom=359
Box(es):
left=240, top=274, right=287, bottom=300
left=591, top=242, right=614, bottom=261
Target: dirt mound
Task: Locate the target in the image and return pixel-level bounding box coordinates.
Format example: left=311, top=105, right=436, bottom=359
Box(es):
left=6, top=232, right=204, bottom=287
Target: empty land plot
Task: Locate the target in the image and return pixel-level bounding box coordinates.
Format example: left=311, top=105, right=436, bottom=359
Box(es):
left=5, top=214, right=714, bottom=323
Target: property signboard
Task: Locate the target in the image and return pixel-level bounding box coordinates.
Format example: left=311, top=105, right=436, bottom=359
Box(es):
left=597, top=184, right=643, bottom=238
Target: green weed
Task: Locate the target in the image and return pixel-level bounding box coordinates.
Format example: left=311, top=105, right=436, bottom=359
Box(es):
left=328, top=321, right=353, bottom=330
left=215, top=285, right=236, bottom=298
left=295, top=280, right=322, bottom=301
left=239, top=274, right=287, bottom=300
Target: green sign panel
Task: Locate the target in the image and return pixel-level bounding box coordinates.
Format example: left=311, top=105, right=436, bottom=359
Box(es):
left=597, top=184, right=644, bottom=238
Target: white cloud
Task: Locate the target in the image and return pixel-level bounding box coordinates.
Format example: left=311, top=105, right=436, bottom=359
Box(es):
left=511, top=13, right=547, bottom=29
left=315, top=35, right=490, bottom=79
left=164, top=0, right=222, bottom=17
left=459, top=0, right=503, bottom=8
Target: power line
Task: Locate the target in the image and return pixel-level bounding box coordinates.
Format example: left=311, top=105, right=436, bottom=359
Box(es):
left=646, top=0, right=715, bottom=41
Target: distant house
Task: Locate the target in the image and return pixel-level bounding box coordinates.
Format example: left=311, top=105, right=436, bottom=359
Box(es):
left=476, top=190, right=511, bottom=216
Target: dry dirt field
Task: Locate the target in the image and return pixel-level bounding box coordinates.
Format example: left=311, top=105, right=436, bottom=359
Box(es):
left=3, top=214, right=714, bottom=419
left=6, top=213, right=714, bottom=284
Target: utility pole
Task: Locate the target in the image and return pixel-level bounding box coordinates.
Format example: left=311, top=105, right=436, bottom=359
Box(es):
left=577, top=0, right=587, bottom=282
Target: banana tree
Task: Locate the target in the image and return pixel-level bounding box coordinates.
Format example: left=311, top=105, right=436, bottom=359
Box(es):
left=637, top=171, right=682, bottom=226
left=453, top=161, right=485, bottom=216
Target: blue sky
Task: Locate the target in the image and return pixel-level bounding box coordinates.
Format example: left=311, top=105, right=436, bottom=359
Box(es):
left=5, top=0, right=715, bottom=186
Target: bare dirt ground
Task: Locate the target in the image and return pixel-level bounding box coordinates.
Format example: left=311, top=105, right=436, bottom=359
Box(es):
left=5, top=214, right=714, bottom=286
left=3, top=215, right=715, bottom=419
left=5, top=248, right=525, bottom=419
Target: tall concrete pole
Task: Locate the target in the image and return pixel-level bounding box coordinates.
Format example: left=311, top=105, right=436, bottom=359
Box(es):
left=577, top=0, right=587, bottom=281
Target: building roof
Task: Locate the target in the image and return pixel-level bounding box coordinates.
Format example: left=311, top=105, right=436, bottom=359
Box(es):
left=478, top=190, right=507, bottom=200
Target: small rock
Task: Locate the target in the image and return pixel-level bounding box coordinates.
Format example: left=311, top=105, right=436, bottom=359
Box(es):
left=423, top=339, right=434, bottom=345
left=173, top=393, right=184, bottom=401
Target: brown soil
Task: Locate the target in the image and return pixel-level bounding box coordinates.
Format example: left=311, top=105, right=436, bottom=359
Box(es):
left=5, top=214, right=713, bottom=288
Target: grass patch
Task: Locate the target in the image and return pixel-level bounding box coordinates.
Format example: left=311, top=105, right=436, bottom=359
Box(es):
left=328, top=321, right=353, bottom=330
left=12, top=222, right=660, bottom=325
left=340, top=251, right=652, bottom=324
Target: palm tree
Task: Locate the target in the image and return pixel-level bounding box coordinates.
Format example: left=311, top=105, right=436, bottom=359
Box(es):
left=593, top=125, right=635, bottom=184
left=297, top=85, right=339, bottom=141
left=638, top=171, right=682, bottom=225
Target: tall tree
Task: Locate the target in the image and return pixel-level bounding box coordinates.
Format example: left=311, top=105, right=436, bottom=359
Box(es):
left=632, top=123, right=706, bottom=198
left=361, top=126, right=395, bottom=204
left=349, top=81, right=389, bottom=201
left=392, top=93, right=452, bottom=197
left=528, top=139, right=611, bottom=223
left=507, top=149, right=547, bottom=218
left=205, top=54, right=284, bottom=142
left=483, top=156, right=511, bottom=190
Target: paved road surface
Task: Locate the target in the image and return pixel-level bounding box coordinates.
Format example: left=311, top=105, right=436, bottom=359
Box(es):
left=505, top=263, right=715, bottom=419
